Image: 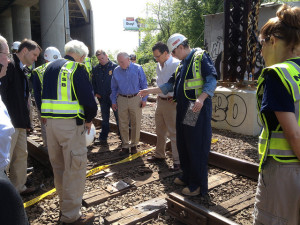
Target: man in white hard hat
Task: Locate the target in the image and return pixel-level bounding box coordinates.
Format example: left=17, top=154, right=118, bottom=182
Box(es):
left=30, top=46, right=62, bottom=148
left=41, top=40, right=97, bottom=224
left=140, top=33, right=217, bottom=197
left=11, top=41, right=21, bottom=54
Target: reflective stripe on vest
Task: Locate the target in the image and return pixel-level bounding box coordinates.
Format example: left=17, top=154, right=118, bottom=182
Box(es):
left=33, top=63, right=50, bottom=89
left=41, top=61, right=84, bottom=119
left=256, top=60, right=300, bottom=171
left=172, top=49, right=204, bottom=100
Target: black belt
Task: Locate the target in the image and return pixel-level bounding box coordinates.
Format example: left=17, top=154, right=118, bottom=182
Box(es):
left=119, top=93, right=138, bottom=98
left=159, top=96, right=173, bottom=101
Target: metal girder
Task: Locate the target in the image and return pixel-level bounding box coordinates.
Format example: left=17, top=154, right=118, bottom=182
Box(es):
left=223, top=0, right=261, bottom=83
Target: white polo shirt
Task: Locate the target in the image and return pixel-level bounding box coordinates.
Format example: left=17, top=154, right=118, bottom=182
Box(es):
left=0, top=86, right=15, bottom=169
left=156, top=56, right=180, bottom=97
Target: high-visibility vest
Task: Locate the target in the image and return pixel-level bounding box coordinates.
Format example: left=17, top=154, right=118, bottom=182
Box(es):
left=32, top=63, right=50, bottom=91
left=41, top=61, right=85, bottom=119
left=84, top=57, right=92, bottom=81
left=256, top=60, right=300, bottom=172
left=174, top=48, right=205, bottom=100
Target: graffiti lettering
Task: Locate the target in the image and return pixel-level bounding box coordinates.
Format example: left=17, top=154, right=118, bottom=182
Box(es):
left=212, top=93, right=247, bottom=127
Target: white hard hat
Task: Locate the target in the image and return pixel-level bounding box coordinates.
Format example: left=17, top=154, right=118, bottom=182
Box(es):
left=11, top=41, right=21, bottom=50
left=85, top=124, right=96, bottom=146
left=44, top=47, right=61, bottom=62
left=167, top=33, right=187, bottom=53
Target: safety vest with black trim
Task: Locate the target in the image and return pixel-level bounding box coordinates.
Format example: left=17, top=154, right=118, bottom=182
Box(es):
left=41, top=61, right=85, bottom=119
left=174, top=48, right=205, bottom=100
left=84, top=57, right=92, bottom=82
left=32, top=62, right=50, bottom=91
left=256, top=59, right=300, bottom=172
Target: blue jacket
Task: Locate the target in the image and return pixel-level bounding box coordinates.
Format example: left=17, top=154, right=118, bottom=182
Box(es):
left=92, top=60, right=117, bottom=99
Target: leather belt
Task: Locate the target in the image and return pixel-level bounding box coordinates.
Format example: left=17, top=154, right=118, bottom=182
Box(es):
left=159, top=96, right=173, bottom=101
left=119, top=93, right=138, bottom=98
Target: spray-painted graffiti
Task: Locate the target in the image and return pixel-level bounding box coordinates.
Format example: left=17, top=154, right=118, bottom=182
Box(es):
left=210, top=36, right=223, bottom=62
left=205, top=36, right=223, bottom=79
left=212, top=93, right=247, bottom=127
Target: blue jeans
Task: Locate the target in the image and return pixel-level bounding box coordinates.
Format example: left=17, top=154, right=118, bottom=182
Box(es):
left=98, top=97, right=119, bottom=141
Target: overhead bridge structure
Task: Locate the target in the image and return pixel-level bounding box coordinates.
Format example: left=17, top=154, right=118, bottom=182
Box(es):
left=0, top=0, right=94, bottom=56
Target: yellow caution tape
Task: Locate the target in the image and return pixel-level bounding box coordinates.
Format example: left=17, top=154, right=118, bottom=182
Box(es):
left=24, top=147, right=154, bottom=208
left=212, top=138, right=218, bottom=144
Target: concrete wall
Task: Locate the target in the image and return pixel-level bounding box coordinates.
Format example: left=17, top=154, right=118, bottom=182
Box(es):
left=70, top=10, right=94, bottom=56
left=205, top=2, right=300, bottom=136
left=212, top=87, right=262, bottom=136
left=0, top=9, right=13, bottom=45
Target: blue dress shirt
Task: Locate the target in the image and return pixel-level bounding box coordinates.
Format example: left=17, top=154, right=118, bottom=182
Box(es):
left=110, top=62, right=148, bottom=104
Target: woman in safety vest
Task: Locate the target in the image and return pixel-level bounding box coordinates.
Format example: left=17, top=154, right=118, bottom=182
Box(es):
left=254, top=4, right=300, bottom=224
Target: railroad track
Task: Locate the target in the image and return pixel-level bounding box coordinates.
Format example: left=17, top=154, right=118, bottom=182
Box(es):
left=25, top=117, right=259, bottom=225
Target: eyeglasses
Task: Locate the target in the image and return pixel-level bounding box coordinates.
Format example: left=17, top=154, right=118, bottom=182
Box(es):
left=259, top=34, right=284, bottom=46
left=259, top=36, right=270, bottom=46
left=153, top=54, right=162, bottom=59
left=172, top=45, right=179, bottom=55
left=0, top=52, right=13, bottom=60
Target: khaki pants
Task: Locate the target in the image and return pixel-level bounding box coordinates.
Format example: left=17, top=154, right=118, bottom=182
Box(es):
left=117, top=95, right=142, bottom=148
left=37, top=110, right=47, bottom=147
left=253, top=158, right=300, bottom=225
left=46, top=119, right=87, bottom=223
left=155, top=98, right=179, bottom=164
left=9, top=128, right=28, bottom=192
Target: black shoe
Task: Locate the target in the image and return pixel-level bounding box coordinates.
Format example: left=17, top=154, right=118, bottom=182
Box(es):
left=147, top=156, right=165, bottom=162
left=119, top=148, right=129, bottom=156
left=130, top=146, right=137, bottom=154
left=99, top=140, right=108, bottom=147
left=20, top=186, right=39, bottom=196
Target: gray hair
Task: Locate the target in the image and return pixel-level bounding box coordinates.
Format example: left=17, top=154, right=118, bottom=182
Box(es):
left=0, top=35, right=8, bottom=52
left=65, top=40, right=89, bottom=57
left=117, top=52, right=129, bottom=59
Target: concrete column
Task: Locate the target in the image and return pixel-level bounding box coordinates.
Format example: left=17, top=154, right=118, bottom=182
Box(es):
left=39, top=0, right=65, bottom=55
left=0, top=9, right=13, bottom=45
left=11, top=5, right=31, bottom=41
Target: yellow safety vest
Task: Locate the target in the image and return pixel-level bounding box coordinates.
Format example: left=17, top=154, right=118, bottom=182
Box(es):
left=174, top=49, right=205, bottom=100
left=256, top=60, right=300, bottom=172
left=41, top=61, right=85, bottom=119
left=84, top=57, right=92, bottom=81
left=32, top=63, right=50, bottom=91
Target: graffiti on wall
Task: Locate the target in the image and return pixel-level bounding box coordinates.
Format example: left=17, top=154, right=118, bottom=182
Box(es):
left=205, top=36, right=223, bottom=79
left=212, top=93, right=247, bottom=127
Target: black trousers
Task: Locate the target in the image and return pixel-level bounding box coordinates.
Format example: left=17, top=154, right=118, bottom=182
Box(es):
left=0, top=178, right=29, bottom=225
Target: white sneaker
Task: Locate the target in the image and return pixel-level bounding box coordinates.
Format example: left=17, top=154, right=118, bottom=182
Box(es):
left=174, top=177, right=186, bottom=186
left=181, top=187, right=200, bottom=196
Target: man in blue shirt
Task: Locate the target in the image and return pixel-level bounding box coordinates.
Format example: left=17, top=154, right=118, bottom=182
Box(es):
left=92, top=49, right=119, bottom=146
left=111, top=52, right=148, bottom=155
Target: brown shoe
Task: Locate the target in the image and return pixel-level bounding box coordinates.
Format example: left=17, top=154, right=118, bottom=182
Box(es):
left=169, top=163, right=180, bottom=171
left=119, top=148, right=129, bottom=156
left=63, top=213, right=95, bottom=225
left=20, top=186, right=39, bottom=196
left=130, top=146, right=137, bottom=154
left=147, top=156, right=165, bottom=162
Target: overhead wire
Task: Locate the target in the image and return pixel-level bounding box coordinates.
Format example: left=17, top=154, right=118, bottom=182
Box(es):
left=41, top=0, right=68, bottom=42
